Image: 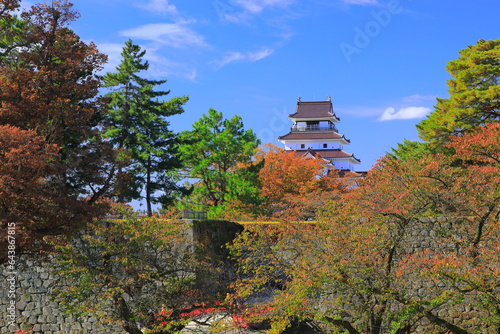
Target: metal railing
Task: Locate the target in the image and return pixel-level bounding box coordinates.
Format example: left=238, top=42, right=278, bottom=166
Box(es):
left=291, top=124, right=337, bottom=132
left=182, top=210, right=208, bottom=220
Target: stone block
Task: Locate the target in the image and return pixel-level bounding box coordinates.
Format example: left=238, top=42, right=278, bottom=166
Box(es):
left=71, top=322, right=82, bottom=330
left=17, top=300, right=27, bottom=311
left=82, top=322, right=93, bottom=330
left=42, top=306, right=53, bottom=315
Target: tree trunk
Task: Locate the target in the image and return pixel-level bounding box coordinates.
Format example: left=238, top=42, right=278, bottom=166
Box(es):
left=146, top=156, right=152, bottom=217
left=115, top=295, right=143, bottom=334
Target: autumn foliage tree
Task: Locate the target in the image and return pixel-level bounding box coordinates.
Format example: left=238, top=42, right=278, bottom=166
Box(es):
left=230, top=124, right=500, bottom=333
left=257, top=143, right=347, bottom=220
left=0, top=1, right=111, bottom=260
left=0, top=126, right=58, bottom=261
left=50, top=209, right=240, bottom=334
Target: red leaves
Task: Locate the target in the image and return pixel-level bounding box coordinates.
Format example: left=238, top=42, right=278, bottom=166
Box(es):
left=0, top=125, right=58, bottom=193
left=257, top=143, right=345, bottom=220
left=447, top=122, right=500, bottom=164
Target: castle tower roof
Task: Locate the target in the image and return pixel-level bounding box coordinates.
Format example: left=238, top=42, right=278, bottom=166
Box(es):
left=289, top=100, right=340, bottom=122
left=278, top=97, right=361, bottom=172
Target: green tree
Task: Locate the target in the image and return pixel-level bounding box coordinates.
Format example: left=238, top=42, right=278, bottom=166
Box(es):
left=102, top=39, right=188, bottom=215
left=417, top=39, right=500, bottom=144
left=0, top=0, right=26, bottom=62
left=50, top=211, right=224, bottom=334
left=177, top=108, right=260, bottom=214
left=388, top=139, right=435, bottom=161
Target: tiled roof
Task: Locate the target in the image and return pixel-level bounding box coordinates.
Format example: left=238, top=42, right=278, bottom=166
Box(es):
left=278, top=131, right=349, bottom=141
left=294, top=149, right=361, bottom=163
left=289, top=100, right=338, bottom=119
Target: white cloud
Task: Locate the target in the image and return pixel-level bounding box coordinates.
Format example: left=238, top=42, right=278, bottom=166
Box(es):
left=95, top=42, right=126, bottom=74
left=119, top=22, right=207, bottom=49
left=247, top=47, right=274, bottom=61
left=219, top=0, right=294, bottom=23
left=232, top=0, right=293, bottom=14
left=211, top=47, right=274, bottom=69
left=378, top=106, right=431, bottom=121
left=402, top=94, right=437, bottom=104
left=134, top=0, right=178, bottom=15
left=144, top=48, right=198, bottom=81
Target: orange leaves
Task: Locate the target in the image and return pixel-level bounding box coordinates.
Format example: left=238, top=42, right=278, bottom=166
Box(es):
left=257, top=144, right=344, bottom=220
left=0, top=125, right=61, bottom=259
left=259, top=144, right=326, bottom=201
left=231, top=120, right=500, bottom=332
left=0, top=125, right=58, bottom=192
left=447, top=122, right=500, bottom=164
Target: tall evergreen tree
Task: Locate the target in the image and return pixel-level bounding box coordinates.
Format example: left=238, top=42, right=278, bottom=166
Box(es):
left=177, top=108, right=260, bottom=213
left=102, top=39, right=188, bottom=216
left=391, top=39, right=500, bottom=160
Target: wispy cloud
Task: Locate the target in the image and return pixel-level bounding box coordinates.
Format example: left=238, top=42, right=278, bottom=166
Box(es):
left=219, top=0, right=294, bottom=23
left=146, top=50, right=198, bottom=81
left=232, top=0, right=294, bottom=14
left=96, top=42, right=198, bottom=81
left=119, top=21, right=207, bottom=49
left=378, top=106, right=431, bottom=121
left=95, top=42, right=126, bottom=74
left=134, top=0, right=178, bottom=15
left=402, top=94, right=437, bottom=104
left=211, top=47, right=274, bottom=69
left=343, top=0, right=379, bottom=5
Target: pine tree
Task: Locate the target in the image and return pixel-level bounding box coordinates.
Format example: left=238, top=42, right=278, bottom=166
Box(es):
left=417, top=39, right=500, bottom=144
left=102, top=39, right=188, bottom=215
left=177, top=108, right=260, bottom=213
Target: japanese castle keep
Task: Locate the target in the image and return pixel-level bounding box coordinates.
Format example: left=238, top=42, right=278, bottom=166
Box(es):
left=278, top=97, right=362, bottom=174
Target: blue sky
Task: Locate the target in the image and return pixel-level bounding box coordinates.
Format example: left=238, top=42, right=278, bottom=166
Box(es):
left=24, top=0, right=500, bottom=171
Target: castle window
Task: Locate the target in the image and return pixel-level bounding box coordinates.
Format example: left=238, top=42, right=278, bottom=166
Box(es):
left=323, top=143, right=327, bottom=148
left=300, top=144, right=305, bottom=149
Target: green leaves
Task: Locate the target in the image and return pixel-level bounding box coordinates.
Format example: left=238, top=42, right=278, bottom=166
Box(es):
left=417, top=39, right=500, bottom=144
left=102, top=39, right=188, bottom=213
left=177, top=108, right=260, bottom=211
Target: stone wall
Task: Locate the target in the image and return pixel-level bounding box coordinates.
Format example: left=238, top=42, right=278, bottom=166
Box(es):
left=1, top=218, right=494, bottom=333
left=0, top=219, right=243, bottom=334
left=390, top=218, right=491, bottom=333
left=1, top=258, right=125, bottom=334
